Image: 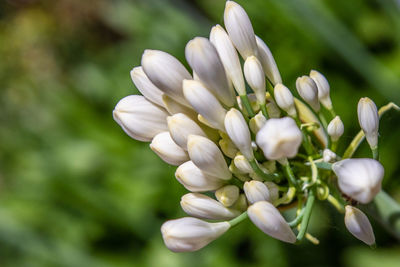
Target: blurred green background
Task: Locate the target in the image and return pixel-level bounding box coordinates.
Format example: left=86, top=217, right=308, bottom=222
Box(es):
left=1, top=0, right=400, bottom=266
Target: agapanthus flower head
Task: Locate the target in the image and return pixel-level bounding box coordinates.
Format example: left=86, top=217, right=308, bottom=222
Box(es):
left=113, top=0, right=388, bottom=252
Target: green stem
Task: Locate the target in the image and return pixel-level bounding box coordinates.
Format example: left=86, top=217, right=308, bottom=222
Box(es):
left=260, top=103, right=269, bottom=119
left=328, top=108, right=336, bottom=118
left=315, top=161, right=332, bottom=170
left=327, top=194, right=344, bottom=213
left=249, top=159, right=276, bottom=181
left=283, top=163, right=298, bottom=188
left=295, top=116, right=314, bottom=155
left=240, top=95, right=255, bottom=117
left=372, top=146, right=379, bottom=160
left=318, top=112, right=328, bottom=128
left=297, top=190, right=315, bottom=242
left=228, top=211, right=248, bottom=227
left=289, top=208, right=305, bottom=227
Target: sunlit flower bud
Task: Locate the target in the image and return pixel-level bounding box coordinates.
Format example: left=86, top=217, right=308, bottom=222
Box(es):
left=357, top=97, right=379, bottom=148
left=234, top=154, right=253, bottom=174
left=244, top=56, right=266, bottom=105
left=274, top=83, right=296, bottom=117
left=215, top=185, right=240, bottom=207
left=224, top=1, right=257, bottom=59
left=255, top=36, right=282, bottom=85
left=187, top=135, right=232, bottom=180
left=264, top=182, right=279, bottom=202
left=113, top=95, right=168, bottom=142
left=150, top=132, right=189, bottom=166
left=181, top=193, right=240, bottom=220
left=185, top=37, right=235, bottom=107
left=175, top=161, right=225, bottom=192
left=332, top=159, right=384, bottom=204
left=296, top=76, right=320, bottom=111
left=248, top=201, right=297, bottom=243
left=249, top=111, right=267, bottom=134
left=167, top=113, right=206, bottom=150
left=210, top=25, right=246, bottom=96
left=161, top=217, right=230, bottom=252
left=141, top=50, right=191, bottom=107
left=219, top=136, right=238, bottom=159
left=130, top=67, right=165, bottom=107
left=323, top=149, right=336, bottom=163
left=244, top=180, right=271, bottom=204
left=327, top=116, right=344, bottom=142
left=183, top=80, right=227, bottom=132
left=344, top=205, right=375, bottom=245
left=310, top=70, right=332, bottom=110
left=256, top=117, right=302, bottom=160
left=224, top=108, right=254, bottom=160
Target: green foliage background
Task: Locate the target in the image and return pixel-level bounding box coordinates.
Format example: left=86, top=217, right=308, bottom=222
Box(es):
left=1, top=0, right=400, bottom=266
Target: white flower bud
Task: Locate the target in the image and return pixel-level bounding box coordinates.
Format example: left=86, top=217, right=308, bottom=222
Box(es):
left=224, top=1, right=257, bottom=59
left=113, top=95, right=168, bottom=142
left=244, top=56, right=266, bottom=105
left=256, top=117, right=302, bottom=160
left=187, top=135, right=232, bottom=180
left=141, top=50, right=192, bottom=107
left=296, top=76, right=320, bottom=111
left=181, top=193, right=240, bottom=220
left=224, top=108, right=254, bottom=160
left=167, top=113, right=206, bottom=150
left=332, top=159, right=384, bottom=204
left=162, top=95, right=196, bottom=119
left=215, top=185, right=240, bottom=207
left=264, top=182, right=279, bottom=202
left=310, top=70, right=332, bottom=110
left=183, top=80, right=227, bottom=132
left=266, top=98, right=282, bottom=118
left=175, top=161, right=225, bottom=192
left=130, top=66, right=165, bottom=107
left=185, top=37, right=235, bottom=107
left=357, top=97, right=379, bottom=148
left=345, top=205, right=375, bottom=245
left=234, top=154, right=253, bottom=174
left=323, top=149, right=336, bottom=163
left=248, top=201, right=296, bottom=243
left=249, top=111, right=267, bottom=134
left=210, top=25, right=246, bottom=96
left=274, top=83, right=296, bottom=117
left=255, top=36, right=282, bottom=85
left=243, top=180, right=271, bottom=204
left=150, top=132, right=189, bottom=166
left=161, top=217, right=230, bottom=252
left=327, top=116, right=344, bottom=142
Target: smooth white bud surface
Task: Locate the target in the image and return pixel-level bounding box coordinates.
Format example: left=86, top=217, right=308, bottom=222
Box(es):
left=130, top=66, right=165, bottom=107
left=167, top=113, right=206, bottom=150
left=183, top=79, right=227, bottom=132
left=185, top=37, right=235, bottom=107
left=323, top=149, right=336, bottom=163
left=224, top=108, right=254, bottom=160
left=175, top=161, right=224, bottom=192
left=234, top=154, right=253, bottom=174
left=249, top=111, right=267, bottom=134
left=187, top=135, right=232, bottom=180
left=327, top=116, right=344, bottom=142
left=264, top=182, right=279, bottom=202
left=244, top=56, right=266, bottom=104
left=357, top=97, right=379, bottom=148
left=255, top=35, right=282, bottom=85
left=161, top=217, right=230, bottom=252
left=224, top=1, right=258, bottom=59
left=215, top=185, right=240, bottom=207
left=248, top=201, right=297, bottom=243
left=141, top=49, right=192, bottom=107
left=344, top=205, right=375, bottom=245
left=332, top=159, right=384, bottom=204
left=274, top=83, right=296, bottom=117
left=244, top=180, right=271, bottom=204
left=150, top=132, right=189, bottom=166
left=296, top=76, right=320, bottom=111
left=210, top=25, right=246, bottom=96
left=181, top=193, right=240, bottom=220
left=310, top=70, right=332, bottom=110
left=256, top=117, right=302, bottom=160
left=113, top=95, right=169, bottom=142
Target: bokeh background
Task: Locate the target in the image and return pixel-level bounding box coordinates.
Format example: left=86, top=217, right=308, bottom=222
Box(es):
left=1, top=0, right=400, bottom=266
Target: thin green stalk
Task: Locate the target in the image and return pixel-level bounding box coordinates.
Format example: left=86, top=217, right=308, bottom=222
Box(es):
left=372, top=146, right=379, bottom=160
left=249, top=159, right=276, bottom=181
left=240, top=94, right=255, bottom=117
left=289, top=208, right=305, bottom=227
left=327, top=194, right=344, bottom=213
left=294, top=116, right=314, bottom=155
left=283, top=163, right=298, bottom=188
left=260, top=103, right=269, bottom=119
left=228, top=211, right=248, bottom=227
left=318, top=112, right=328, bottom=128
left=315, top=161, right=333, bottom=170
left=297, top=190, right=315, bottom=242
left=328, top=108, right=336, bottom=118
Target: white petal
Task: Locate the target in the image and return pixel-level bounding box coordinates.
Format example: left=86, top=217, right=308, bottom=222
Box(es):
left=249, top=111, right=267, bottom=134
left=243, top=180, right=271, bottom=204
left=296, top=76, right=320, bottom=111
left=150, top=132, right=189, bottom=166
left=215, top=185, right=240, bottom=207
left=255, top=35, right=282, bottom=85
left=162, top=95, right=197, bottom=119
left=130, top=66, right=165, bottom=107
left=327, top=116, right=344, bottom=142
left=357, top=97, right=379, bottom=148
left=274, top=83, right=296, bottom=117
left=167, top=113, right=206, bottom=150
left=344, top=205, right=375, bottom=245
left=310, top=70, right=332, bottom=109
left=233, top=154, right=253, bottom=174
left=244, top=56, right=266, bottom=105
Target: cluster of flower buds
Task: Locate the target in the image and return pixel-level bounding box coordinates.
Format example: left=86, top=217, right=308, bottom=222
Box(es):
left=113, top=1, right=387, bottom=251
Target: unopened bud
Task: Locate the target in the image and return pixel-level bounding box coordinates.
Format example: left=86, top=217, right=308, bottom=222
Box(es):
left=215, top=185, right=240, bottom=207
left=327, top=116, right=344, bottom=142
left=167, top=113, right=206, bottom=150
left=296, top=76, right=320, bottom=111
left=130, top=66, right=165, bottom=107
left=274, top=83, right=296, bottom=117
left=323, top=149, right=336, bottom=163
left=255, top=35, right=282, bottom=85
left=244, top=180, right=271, bottom=204
left=244, top=56, right=266, bottom=104
left=357, top=97, right=379, bottom=148
left=344, top=205, right=375, bottom=245
left=150, top=132, right=189, bottom=166
left=310, top=70, right=332, bottom=110
left=233, top=154, right=253, bottom=174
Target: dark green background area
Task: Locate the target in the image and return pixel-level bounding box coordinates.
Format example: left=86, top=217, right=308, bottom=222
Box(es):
left=0, top=0, right=400, bottom=266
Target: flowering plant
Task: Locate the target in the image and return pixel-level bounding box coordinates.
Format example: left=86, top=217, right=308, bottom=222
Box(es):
left=113, top=1, right=399, bottom=252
